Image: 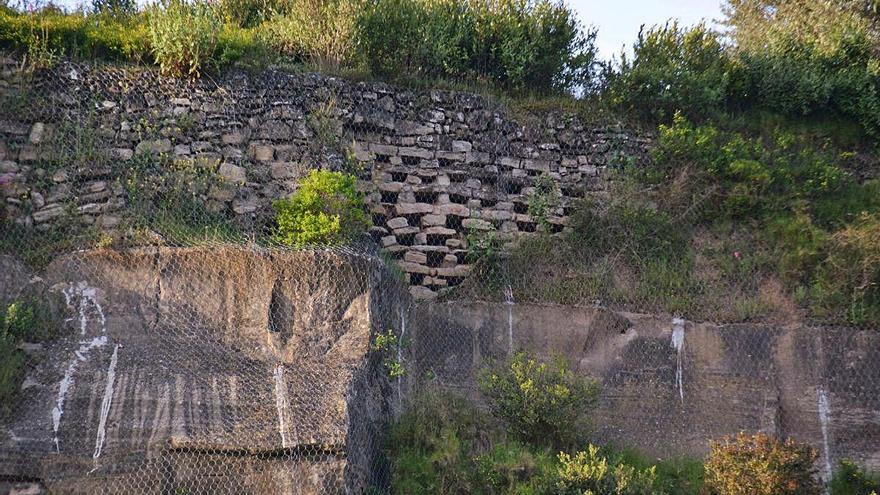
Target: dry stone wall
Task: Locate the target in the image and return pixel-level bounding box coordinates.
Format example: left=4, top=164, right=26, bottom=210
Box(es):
left=0, top=57, right=650, bottom=299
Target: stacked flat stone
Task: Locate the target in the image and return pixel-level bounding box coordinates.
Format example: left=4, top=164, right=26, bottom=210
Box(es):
left=0, top=58, right=651, bottom=299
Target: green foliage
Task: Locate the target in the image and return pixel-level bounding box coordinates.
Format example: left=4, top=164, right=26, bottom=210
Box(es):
left=478, top=352, right=599, bottom=450
left=117, top=154, right=242, bottom=245
left=475, top=440, right=557, bottom=494
left=831, top=460, right=880, bottom=495
left=1, top=300, right=55, bottom=414
left=146, top=0, right=220, bottom=78
left=92, top=0, right=137, bottom=18
left=0, top=8, right=149, bottom=63
left=609, top=22, right=734, bottom=122
left=371, top=329, right=405, bottom=378
left=704, top=432, right=820, bottom=495
left=724, top=0, right=880, bottom=134
left=388, top=383, right=677, bottom=495
left=814, top=213, right=880, bottom=325
left=215, top=0, right=286, bottom=27
left=388, top=388, right=490, bottom=494
left=263, top=0, right=362, bottom=71
left=556, top=445, right=660, bottom=495
left=272, top=169, right=367, bottom=247
left=357, top=0, right=596, bottom=92
left=527, top=174, right=560, bottom=230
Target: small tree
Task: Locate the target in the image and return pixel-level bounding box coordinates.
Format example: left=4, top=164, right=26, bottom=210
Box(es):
left=704, top=432, right=820, bottom=495
left=272, top=169, right=368, bottom=247
left=478, top=352, right=599, bottom=450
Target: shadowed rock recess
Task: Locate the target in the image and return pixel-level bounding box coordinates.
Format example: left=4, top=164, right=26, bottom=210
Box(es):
left=0, top=248, right=407, bottom=494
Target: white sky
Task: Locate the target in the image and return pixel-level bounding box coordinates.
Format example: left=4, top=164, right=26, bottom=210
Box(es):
left=571, top=0, right=725, bottom=61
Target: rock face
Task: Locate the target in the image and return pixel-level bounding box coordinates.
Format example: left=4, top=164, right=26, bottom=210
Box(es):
left=415, top=302, right=880, bottom=476
left=0, top=59, right=650, bottom=300
left=0, top=247, right=406, bottom=494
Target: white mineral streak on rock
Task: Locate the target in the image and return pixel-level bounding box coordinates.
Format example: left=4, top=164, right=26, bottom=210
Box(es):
left=92, top=344, right=120, bottom=466
left=671, top=317, right=685, bottom=404
left=397, top=308, right=407, bottom=406
left=504, top=285, right=515, bottom=355
left=818, top=387, right=833, bottom=491
left=273, top=364, right=289, bottom=448
left=52, top=282, right=109, bottom=452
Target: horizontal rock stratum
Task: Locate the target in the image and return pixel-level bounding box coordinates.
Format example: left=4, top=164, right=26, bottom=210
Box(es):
left=0, top=247, right=407, bottom=494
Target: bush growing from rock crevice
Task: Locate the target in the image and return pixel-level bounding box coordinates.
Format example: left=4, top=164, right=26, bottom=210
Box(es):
left=272, top=169, right=368, bottom=247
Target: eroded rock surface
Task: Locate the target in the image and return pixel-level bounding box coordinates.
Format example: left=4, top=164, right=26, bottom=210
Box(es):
left=0, top=247, right=406, bottom=494
left=417, top=302, right=880, bottom=474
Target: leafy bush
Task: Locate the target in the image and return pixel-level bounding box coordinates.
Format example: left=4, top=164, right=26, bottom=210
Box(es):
left=263, top=0, right=361, bottom=71
left=388, top=388, right=490, bottom=494
left=216, top=0, right=286, bottom=27
left=92, top=0, right=138, bottom=18
left=527, top=173, right=560, bottom=230
left=704, top=432, right=820, bottom=495
left=556, top=445, right=660, bottom=495
left=357, top=0, right=596, bottom=92
left=814, top=213, right=880, bottom=324
left=608, top=23, right=735, bottom=122
left=0, top=8, right=149, bottom=63
left=146, top=0, right=220, bottom=78
left=831, top=460, right=880, bottom=495
left=272, top=169, right=368, bottom=247
left=723, top=0, right=880, bottom=134
left=478, top=351, right=599, bottom=450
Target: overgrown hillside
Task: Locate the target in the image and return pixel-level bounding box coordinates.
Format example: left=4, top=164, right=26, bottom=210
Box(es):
left=2, top=0, right=880, bottom=327
left=2, top=2, right=880, bottom=494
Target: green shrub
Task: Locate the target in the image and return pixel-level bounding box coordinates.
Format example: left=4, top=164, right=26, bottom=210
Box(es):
left=475, top=440, right=557, bottom=494
left=814, top=212, right=880, bottom=325
left=527, top=173, right=560, bottom=230
left=704, top=432, right=820, bottom=495
left=92, top=0, right=138, bottom=18
left=357, top=0, right=596, bottom=92
left=723, top=0, right=880, bottom=134
left=388, top=388, right=489, bottom=494
left=216, top=0, right=286, bottom=27
left=263, top=0, right=361, bottom=71
left=478, top=352, right=599, bottom=450
left=556, top=445, right=660, bottom=495
left=608, top=23, right=734, bottom=122
left=831, top=460, right=880, bottom=495
left=272, top=169, right=368, bottom=247
left=0, top=9, right=148, bottom=63
left=147, top=0, right=220, bottom=78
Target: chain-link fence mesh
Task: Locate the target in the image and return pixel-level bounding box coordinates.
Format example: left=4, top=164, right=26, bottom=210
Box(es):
left=1, top=57, right=879, bottom=493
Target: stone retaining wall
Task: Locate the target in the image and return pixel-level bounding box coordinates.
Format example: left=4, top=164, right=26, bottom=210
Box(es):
left=0, top=57, right=651, bottom=298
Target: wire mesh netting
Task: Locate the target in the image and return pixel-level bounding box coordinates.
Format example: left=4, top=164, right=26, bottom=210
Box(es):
left=1, top=57, right=879, bottom=493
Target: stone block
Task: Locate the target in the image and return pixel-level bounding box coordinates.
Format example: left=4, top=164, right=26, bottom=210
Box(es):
left=462, top=218, right=492, bottom=230
left=386, top=217, right=408, bottom=229
left=395, top=203, right=434, bottom=215
left=403, top=251, right=428, bottom=264
left=451, top=140, right=472, bottom=153
left=219, top=163, right=247, bottom=185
